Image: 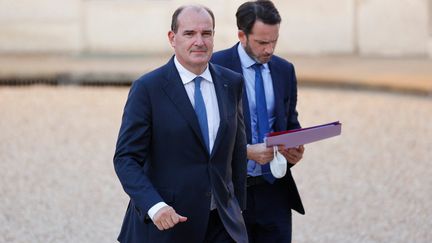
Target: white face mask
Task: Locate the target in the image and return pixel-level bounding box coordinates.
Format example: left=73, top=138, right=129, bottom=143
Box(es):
left=269, top=146, right=287, bottom=178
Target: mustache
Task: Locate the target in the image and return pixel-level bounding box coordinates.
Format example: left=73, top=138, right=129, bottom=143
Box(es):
left=261, top=54, right=272, bottom=59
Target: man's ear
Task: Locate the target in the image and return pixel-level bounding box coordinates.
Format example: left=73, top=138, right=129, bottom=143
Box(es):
left=168, top=31, right=175, bottom=47
left=238, top=30, right=247, bottom=45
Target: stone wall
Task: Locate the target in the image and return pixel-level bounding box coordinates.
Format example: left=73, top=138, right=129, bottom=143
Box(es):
left=0, top=0, right=430, bottom=57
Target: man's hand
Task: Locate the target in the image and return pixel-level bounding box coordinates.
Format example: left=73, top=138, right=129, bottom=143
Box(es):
left=153, top=205, right=187, bottom=231
left=280, top=145, right=305, bottom=165
left=247, top=143, right=282, bottom=165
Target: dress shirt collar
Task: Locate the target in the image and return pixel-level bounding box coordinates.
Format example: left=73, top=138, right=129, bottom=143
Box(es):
left=174, top=56, right=213, bottom=84
left=237, top=43, right=269, bottom=70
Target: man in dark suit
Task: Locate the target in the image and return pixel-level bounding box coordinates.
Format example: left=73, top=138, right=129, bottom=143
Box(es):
left=211, top=1, right=305, bottom=242
left=114, top=4, right=248, bottom=243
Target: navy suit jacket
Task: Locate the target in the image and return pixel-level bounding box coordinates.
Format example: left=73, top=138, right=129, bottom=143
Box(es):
left=114, top=57, right=248, bottom=243
left=211, top=43, right=305, bottom=215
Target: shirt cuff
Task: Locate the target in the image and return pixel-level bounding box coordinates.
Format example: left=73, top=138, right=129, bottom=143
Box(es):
left=147, top=202, right=169, bottom=221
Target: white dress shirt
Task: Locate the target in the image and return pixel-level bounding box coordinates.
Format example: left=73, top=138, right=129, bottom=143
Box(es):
left=175, top=57, right=220, bottom=152
left=148, top=56, right=220, bottom=220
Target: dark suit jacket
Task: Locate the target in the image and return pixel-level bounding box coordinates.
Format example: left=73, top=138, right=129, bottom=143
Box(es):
left=114, top=57, right=248, bottom=243
left=211, top=43, right=305, bottom=215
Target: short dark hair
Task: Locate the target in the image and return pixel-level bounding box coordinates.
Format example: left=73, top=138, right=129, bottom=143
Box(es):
left=236, top=0, right=281, bottom=35
left=171, top=5, right=215, bottom=33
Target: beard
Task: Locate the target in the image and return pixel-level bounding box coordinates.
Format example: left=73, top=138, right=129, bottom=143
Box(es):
left=244, top=38, right=272, bottom=64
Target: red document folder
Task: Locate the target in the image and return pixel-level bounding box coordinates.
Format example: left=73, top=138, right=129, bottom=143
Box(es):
left=265, top=121, right=342, bottom=148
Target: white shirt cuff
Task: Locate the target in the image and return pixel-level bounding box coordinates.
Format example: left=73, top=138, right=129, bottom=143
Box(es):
left=147, top=202, right=168, bottom=221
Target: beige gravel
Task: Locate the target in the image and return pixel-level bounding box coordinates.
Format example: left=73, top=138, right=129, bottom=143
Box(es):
left=0, top=86, right=431, bottom=243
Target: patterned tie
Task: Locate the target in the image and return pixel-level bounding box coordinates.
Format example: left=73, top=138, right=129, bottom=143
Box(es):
left=193, top=76, right=210, bottom=153
left=252, top=63, right=276, bottom=183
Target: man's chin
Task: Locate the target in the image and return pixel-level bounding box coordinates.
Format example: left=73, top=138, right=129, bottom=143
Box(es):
left=258, top=56, right=272, bottom=63
left=190, top=55, right=210, bottom=63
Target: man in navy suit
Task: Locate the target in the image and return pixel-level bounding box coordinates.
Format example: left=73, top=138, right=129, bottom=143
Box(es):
left=211, top=1, right=305, bottom=242
left=114, top=4, right=248, bottom=243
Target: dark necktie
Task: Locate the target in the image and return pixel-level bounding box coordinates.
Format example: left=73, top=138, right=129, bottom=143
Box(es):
left=193, top=76, right=210, bottom=153
left=252, top=63, right=275, bottom=183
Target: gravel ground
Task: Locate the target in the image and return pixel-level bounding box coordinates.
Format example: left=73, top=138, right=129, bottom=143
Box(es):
left=0, top=85, right=431, bottom=243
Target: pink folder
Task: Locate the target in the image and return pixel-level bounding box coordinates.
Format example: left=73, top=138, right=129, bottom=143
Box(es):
left=265, top=121, right=342, bottom=148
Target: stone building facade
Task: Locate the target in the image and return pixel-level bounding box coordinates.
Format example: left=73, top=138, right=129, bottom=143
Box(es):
left=0, top=0, right=431, bottom=58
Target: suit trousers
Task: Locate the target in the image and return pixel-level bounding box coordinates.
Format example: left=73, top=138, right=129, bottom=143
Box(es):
left=243, top=178, right=292, bottom=243
left=203, top=210, right=236, bottom=243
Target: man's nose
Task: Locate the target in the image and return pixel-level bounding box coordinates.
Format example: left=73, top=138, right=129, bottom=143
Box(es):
left=264, top=44, right=274, bottom=54
left=194, top=34, right=205, bottom=45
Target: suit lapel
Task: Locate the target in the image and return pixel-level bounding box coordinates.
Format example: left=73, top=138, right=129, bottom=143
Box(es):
left=229, top=44, right=243, bottom=74
left=209, top=64, right=229, bottom=157
left=161, top=58, right=208, bottom=152
left=268, top=60, right=285, bottom=132
left=229, top=44, right=252, bottom=143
